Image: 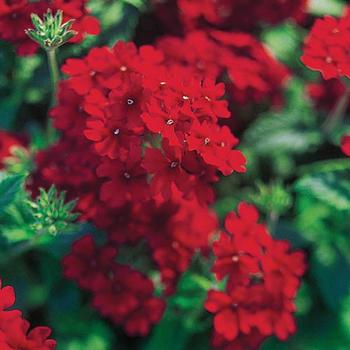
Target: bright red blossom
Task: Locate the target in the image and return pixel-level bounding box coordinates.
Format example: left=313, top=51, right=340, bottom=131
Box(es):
left=301, top=9, right=350, bottom=79
left=0, top=280, right=56, bottom=349
left=205, top=202, right=306, bottom=349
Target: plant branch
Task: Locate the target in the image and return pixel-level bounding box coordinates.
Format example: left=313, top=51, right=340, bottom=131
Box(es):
left=322, top=84, right=350, bottom=133
left=46, top=48, right=60, bottom=106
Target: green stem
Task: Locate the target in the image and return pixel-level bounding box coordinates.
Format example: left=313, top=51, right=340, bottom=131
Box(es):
left=46, top=48, right=60, bottom=106
left=268, top=211, right=279, bottom=235
left=322, top=85, right=350, bottom=133
left=46, top=48, right=60, bottom=140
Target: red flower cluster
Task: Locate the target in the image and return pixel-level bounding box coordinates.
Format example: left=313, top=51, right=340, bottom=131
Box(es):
left=0, top=279, right=56, bottom=349
left=157, top=30, right=289, bottom=106
left=0, top=130, right=27, bottom=169
left=31, top=39, right=240, bottom=333
left=63, top=234, right=166, bottom=336
left=341, top=135, right=350, bottom=156
left=152, top=0, right=307, bottom=32
left=301, top=8, right=350, bottom=80
left=0, top=0, right=100, bottom=55
left=205, top=202, right=306, bottom=349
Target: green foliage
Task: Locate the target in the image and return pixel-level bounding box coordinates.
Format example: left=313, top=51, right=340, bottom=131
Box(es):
left=295, top=169, right=350, bottom=211
left=27, top=186, right=79, bottom=236
left=262, top=22, right=305, bottom=67
left=250, top=181, right=292, bottom=216
left=26, top=9, right=76, bottom=51
left=0, top=174, right=24, bottom=211
left=308, top=0, right=345, bottom=16
left=242, top=79, right=324, bottom=178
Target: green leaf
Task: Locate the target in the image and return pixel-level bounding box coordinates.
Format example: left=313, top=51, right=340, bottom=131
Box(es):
left=243, top=79, right=323, bottom=160
left=295, top=171, right=350, bottom=211
left=308, top=0, right=345, bottom=17
left=0, top=174, right=24, bottom=211
left=262, top=22, right=305, bottom=66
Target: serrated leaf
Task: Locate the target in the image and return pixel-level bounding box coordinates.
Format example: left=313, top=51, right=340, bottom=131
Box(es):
left=0, top=174, right=24, bottom=211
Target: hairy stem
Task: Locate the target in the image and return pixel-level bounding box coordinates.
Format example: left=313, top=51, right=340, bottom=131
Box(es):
left=47, top=49, right=60, bottom=104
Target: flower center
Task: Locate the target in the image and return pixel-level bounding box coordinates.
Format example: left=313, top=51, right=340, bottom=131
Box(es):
left=232, top=255, right=239, bottom=262
left=166, top=119, right=175, bottom=125
left=127, top=98, right=134, bottom=105
left=113, top=128, right=120, bottom=135
left=120, top=65, right=127, bottom=72
left=326, top=56, right=333, bottom=63
left=124, top=172, right=131, bottom=179
left=182, top=95, right=190, bottom=100
left=204, top=137, right=210, bottom=145
left=170, top=161, right=178, bottom=168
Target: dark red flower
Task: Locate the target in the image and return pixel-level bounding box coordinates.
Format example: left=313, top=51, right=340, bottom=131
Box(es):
left=96, top=147, right=149, bottom=208
left=92, top=264, right=165, bottom=336
left=62, top=234, right=117, bottom=291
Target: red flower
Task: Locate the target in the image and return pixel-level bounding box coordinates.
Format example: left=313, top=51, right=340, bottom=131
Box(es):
left=205, top=289, right=252, bottom=341
left=0, top=279, right=56, bottom=349
left=0, top=319, right=56, bottom=350
left=206, top=202, right=306, bottom=348
left=157, top=30, right=289, bottom=107
left=142, top=101, right=183, bottom=146
left=186, top=121, right=246, bottom=175
left=212, top=233, right=261, bottom=287
left=107, top=73, right=146, bottom=129
left=62, top=234, right=117, bottom=291
left=96, top=148, right=149, bottom=208
left=92, top=264, right=165, bottom=336
left=176, top=0, right=307, bottom=31
left=142, top=141, right=191, bottom=199
left=62, top=47, right=118, bottom=95
left=301, top=11, right=350, bottom=79
left=341, top=134, right=350, bottom=156
left=84, top=111, right=141, bottom=161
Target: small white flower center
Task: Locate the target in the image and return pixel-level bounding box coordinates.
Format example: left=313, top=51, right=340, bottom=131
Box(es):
left=166, top=119, right=175, bottom=125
